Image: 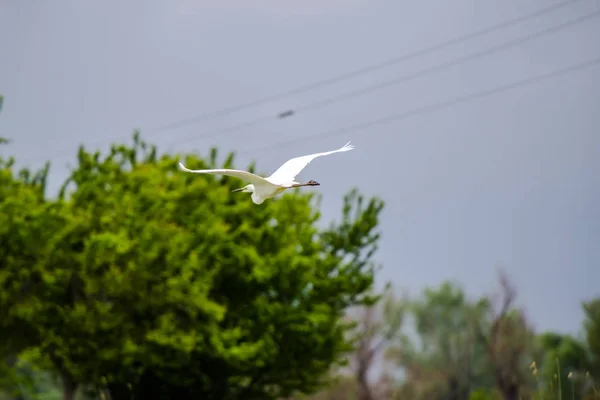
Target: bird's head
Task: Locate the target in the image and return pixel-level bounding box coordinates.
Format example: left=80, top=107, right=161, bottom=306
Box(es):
left=232, top=184, right=255, bottom=193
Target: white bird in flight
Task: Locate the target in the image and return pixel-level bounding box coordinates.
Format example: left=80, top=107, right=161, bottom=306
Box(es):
left=178, top=141, right=355, bottom=204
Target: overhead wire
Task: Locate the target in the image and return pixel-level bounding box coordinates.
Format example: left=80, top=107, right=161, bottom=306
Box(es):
left=154, top=0, right=581, bottom=132
left=173, top=7, right=600, bottom=147
left=19, top=0, right=597, bottom=166
left=236, top=56, right=600, bottom=157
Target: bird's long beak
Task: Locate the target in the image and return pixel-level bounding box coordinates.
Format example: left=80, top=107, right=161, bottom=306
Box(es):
left=231, top=187, right=244, bottom=192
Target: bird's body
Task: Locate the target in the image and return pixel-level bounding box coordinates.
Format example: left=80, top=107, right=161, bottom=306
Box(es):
left=178, top=141, right=355, bottom=204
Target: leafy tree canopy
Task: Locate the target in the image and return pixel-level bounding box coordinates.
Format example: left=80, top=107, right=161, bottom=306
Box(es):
left=1, top=133, right=384, bottom=400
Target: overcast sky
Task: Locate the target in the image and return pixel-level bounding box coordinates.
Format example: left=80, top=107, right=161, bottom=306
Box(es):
left=1, top=0, right=598, bottom=335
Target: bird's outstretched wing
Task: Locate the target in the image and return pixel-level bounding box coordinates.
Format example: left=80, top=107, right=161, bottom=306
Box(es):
left=178, top=162, right=271, bottom=186
left=267, top=141, right=355, bottom=184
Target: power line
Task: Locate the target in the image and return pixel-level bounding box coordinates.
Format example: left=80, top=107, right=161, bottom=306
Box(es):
left=298, top=9, right=600, bottom=113
left=174, top=8, right=600, bottom=146
left=154, top=0, right=581, bottom=132
left=163, top=114, right=274, bottom=149
left=21, top=0, right=592, bottom=165
left=237, top=56, right=600, bottom=157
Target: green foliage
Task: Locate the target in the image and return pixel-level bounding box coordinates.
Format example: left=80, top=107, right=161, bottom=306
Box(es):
left=0, top=137, right=58, bottom=399
left=583, top=299, right=600, bottom=375
left=468, top=388, right=499, bottom=400
left=0, top=133, right=384, bottom=400
left=388, top=281, right=494, bottom=400
left=535, top=333, right=591, bottom=399
left=527, top=301, right=600, bottom=400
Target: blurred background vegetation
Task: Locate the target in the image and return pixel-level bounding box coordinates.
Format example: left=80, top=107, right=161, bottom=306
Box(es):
left=0, top=98, right=598, bottom=400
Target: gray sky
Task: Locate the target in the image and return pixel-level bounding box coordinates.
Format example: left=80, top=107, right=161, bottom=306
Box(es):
left=1, top=0, right=598, bottom=335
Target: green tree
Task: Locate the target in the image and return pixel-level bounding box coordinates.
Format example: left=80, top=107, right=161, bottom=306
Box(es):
left=474, top=274, right=536, bottom=400
left=2, top=133, right=384, bottom=400
left=583, top=299, right=600, bottom=375
left=536, top=332, right=591, bottom=399
left=349, top=286, right=406, bottom=400
left=0, top=134, right=59, bottom=399
left=386, top=274, right=537, bottom=400
left=388, top=281, right=492, bottom=400
left=582, top=299, right=600, bottom=399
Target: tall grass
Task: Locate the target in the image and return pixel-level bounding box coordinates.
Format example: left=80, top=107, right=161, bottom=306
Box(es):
left=530, top=358, right=599, bottom=400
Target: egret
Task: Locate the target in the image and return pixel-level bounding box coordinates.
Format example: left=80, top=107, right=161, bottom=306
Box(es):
left=178, top=141, right=355, bottom=204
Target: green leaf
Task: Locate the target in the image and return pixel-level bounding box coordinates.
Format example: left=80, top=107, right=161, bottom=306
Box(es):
left=0, top=132, right=384, bottom=400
